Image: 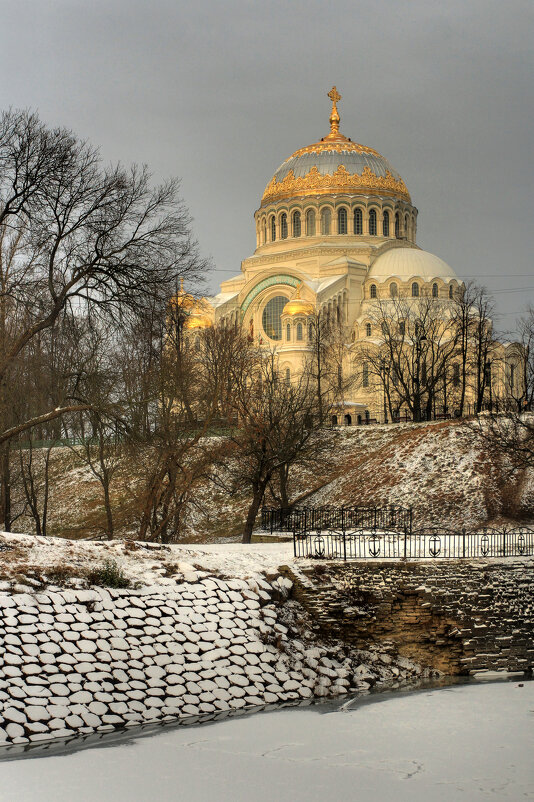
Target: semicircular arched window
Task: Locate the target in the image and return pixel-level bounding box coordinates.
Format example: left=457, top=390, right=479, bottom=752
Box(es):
left=292, top=211, right=301, bottom=238
left=404, top=214, right=409, bottom=238
left=383, top=210, right=390, bottom=237
left=338, top=207, right=348, bottom=235
left=390, top=282, right=398, bottom=298
left=395, top=212, right=400, bottom=239
left=296, top=322, right=303, bottom=341
left=262, top=219, right=267, bottom=244
left=366, top=322, right=372, bottom=337
left=270, top=216, right=276, bottom=242
left=354, top=208, right=363, bottom=235
left=262, top=295, right=287, bottom=341
left=370, top=284, right=377, bottom=299
left=432, top=282, right=438, bottom=298
left=280, top=213, right=288, bottom=239
left=449, top=284, right=454, bottom=299
left=320, top=208, right=331, bottom=235
left=306, top=209, right=315, bottom=236
left=412, top=282, right=420, bottom=298
left=369, top=209, right=377, bottom=236
left=286, top=323, right=291, bottom=341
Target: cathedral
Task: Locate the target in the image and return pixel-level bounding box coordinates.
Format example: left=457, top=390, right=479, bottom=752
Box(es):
left=184, top=88, right=521, bottom=423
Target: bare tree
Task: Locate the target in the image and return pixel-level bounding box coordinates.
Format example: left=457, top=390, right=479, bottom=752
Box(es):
left=305, top=311, right=354, bottom=424
left=132, top=315, right=244, bottom=543
left=356, top=295, right=461, bottom=422
left=0, top=109, right=206, bottom=449
left=467, top=308, right=534, bottom=475
left=220, top=349, right=322, bottom=543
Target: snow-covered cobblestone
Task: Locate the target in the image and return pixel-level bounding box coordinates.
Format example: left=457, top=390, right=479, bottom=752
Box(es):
left=0, top=573, right=424, bottom=747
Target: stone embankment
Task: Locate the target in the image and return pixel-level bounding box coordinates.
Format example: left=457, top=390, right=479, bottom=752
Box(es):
left=0, top=573, right=422, bottom=748
left=285, top=560, right=534, bottom=674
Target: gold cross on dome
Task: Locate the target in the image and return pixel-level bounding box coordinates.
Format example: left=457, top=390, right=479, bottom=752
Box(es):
left=327, top=86, right=341, bottom=135
left=328, top=86, right=341, bottom=105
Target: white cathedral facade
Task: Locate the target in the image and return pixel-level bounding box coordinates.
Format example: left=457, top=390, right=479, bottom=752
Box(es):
left=184, top=88, right=520, bottom=423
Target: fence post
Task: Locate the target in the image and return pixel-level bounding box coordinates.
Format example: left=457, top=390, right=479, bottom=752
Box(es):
left=403, top=527, right=408, bottom=559
left=503, top=528, right=507, bottom=557
left=462, top=527, right=466, bottom=558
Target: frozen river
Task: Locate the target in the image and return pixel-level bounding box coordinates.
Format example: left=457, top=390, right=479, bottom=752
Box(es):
left=1, top=678, right=532, bottom=802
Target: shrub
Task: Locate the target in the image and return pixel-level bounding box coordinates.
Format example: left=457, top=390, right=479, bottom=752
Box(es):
left=87, top=559, right=130, bottom=589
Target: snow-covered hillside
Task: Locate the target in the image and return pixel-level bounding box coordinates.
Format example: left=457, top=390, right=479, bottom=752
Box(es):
left=8, top=420, right=533, bottom=542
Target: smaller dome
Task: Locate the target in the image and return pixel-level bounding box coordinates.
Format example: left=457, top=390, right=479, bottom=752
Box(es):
left=184, top=314, right=212, bottom=330
left=282, top=284, right=315, bottom=316
left=368, top=247, right=459, bottom=283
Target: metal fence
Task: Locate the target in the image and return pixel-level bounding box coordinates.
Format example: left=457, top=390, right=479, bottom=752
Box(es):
left=293, top=526, right=534, bottom=560
left=261, top=505, right=413, bottom=536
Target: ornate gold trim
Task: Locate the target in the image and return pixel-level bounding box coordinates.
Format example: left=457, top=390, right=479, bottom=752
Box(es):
left=289, top=139, right=381, bottom=158
left=261, top=164, right=410, bottom=205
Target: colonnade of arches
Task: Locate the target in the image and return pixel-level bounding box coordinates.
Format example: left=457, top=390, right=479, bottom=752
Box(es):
left=256, top=200, right=416, bottom=247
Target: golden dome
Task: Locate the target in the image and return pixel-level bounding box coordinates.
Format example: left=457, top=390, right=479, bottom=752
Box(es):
left=261, top=87, right=410, bottom=206
left=282, top=284, right=315, bottom=317
left=184, top=313, right=212, bottom=330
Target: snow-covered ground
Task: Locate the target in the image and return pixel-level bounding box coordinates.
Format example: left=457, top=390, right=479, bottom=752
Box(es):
left=1, top=679, right=531, bottom=802
left=0, top=531, right=298, bottom=589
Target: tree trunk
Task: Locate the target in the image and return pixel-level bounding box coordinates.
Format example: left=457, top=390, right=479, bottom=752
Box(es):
left=0, top=445, right=11, bottom=531
left=103, top=480, right=114, bottom=540
left=279, top=464, right=290, bottom=510
left=242, top=480, right=268, bottom=544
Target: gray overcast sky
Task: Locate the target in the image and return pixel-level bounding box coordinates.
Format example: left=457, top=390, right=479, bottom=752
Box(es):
left=1, top=0, right=533, bottom=332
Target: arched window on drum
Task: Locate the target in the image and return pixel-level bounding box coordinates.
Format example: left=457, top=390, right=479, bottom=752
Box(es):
left=383, top=210, right=390, bottom=236
left=354, top=208, right=363, bottom=235
left=306, top=209, right=315, bottom=236
left=270, top=215, right=276, bottom=242
left=369, top=209, right=377, bottom=236
left=292, top=210, right=301, bottom=237
left=320, top=208, right=331, bottom=235
left=337, top=207, right=348, bottom=234
left=296, top=322, right=303, bottom=341
left=280, top=213, right=288, bottom=239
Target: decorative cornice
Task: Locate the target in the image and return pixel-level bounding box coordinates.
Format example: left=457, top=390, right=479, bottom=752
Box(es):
left=243, top=244, right=377, bottom=268
left=261, top=164, right=411, bottom=206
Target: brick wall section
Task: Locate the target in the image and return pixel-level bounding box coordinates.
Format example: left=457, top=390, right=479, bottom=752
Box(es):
left=281, top=560, right=534, bottom=675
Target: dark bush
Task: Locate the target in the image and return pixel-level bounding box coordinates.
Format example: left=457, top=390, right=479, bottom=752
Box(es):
left=87, top=559, right=130, bottom=589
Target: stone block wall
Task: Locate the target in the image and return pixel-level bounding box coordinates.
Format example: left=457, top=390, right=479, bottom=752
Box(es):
left=285, top=559, right=534, bottom=674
